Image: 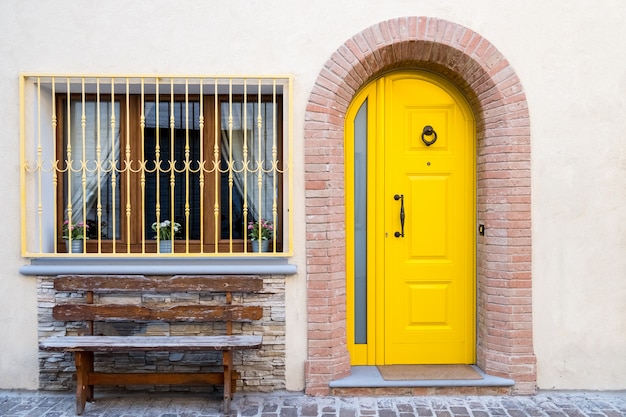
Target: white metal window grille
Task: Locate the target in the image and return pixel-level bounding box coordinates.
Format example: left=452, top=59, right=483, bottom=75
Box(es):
left=20, top=75, right=292, bottom=256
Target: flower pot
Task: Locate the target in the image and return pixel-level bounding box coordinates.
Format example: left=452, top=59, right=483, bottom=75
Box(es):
left=251, top=240, right=270, bottom=253
left=65, top=239, right=84, bottom=254
left=159, top=240, right=173, bottom=253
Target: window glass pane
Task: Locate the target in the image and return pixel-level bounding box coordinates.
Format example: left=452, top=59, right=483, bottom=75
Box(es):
left=220, top=99, right=278, bottom=241
left=354, top=99, right=367, bottom=344
left=65, top=100, right=121, bottom=239
left=143, top=100, right=202, bottom=240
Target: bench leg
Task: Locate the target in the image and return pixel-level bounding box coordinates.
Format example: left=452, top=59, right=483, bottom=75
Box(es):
left=222, top=350, right=233, bottom=414
left=74, top=351, right=93, bottom=415
left=85, top=351, right=94, bottom=402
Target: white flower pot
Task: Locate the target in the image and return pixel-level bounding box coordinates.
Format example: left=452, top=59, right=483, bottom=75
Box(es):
left=159, top=240, right=173, bottom=253
left=251, top=240, right=269, bottom=253
left=65, top=240, right=84, bottom=254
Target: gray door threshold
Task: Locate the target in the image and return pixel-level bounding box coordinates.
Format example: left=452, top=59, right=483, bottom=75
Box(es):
left=329, top=366, right=514, bottom=388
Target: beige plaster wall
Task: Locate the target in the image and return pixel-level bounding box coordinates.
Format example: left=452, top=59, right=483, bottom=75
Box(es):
left=0, top=0, right=624, bottom=390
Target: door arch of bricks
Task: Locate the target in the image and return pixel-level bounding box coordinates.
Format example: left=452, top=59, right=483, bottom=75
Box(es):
left=304, top=17, right=535, bottom=395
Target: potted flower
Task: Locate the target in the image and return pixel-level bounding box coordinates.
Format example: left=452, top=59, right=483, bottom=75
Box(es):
left=248, top=218, right=273, bottom=252
left=62, top=220, right=89, bottom=253
left=152, top=219, right=181, bottom=253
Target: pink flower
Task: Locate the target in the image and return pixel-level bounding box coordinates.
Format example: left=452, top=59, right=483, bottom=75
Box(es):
left=248, top=219, right=273, bottom=241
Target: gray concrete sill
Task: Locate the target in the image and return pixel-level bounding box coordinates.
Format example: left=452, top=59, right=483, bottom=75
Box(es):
left=329, top=366, right=515, bottom=388
left=20, top=257, right=297, bottom=276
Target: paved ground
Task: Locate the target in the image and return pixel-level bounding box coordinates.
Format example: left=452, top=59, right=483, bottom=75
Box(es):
left=0, top=390, right=624, bottom=417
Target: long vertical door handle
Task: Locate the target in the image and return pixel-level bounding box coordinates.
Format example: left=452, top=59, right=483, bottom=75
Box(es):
left=394, top=194, right=405, bottom=238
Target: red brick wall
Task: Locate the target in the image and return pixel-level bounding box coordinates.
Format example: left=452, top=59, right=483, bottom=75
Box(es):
left=304, top=16, right=535, bottom=395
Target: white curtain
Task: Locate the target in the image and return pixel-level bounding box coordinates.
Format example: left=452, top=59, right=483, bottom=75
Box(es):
left=221, top=102, right=276, bottom=226
left=68, top=101, right=120, bottom=238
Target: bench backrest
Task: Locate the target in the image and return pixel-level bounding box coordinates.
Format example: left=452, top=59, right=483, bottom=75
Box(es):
left=52, top=275, right=263, bottom=333
left=54, top=275, right=262, bottom=293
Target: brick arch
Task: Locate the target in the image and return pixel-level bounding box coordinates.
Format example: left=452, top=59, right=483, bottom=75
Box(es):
left=304, top=17, right=535, bottom=395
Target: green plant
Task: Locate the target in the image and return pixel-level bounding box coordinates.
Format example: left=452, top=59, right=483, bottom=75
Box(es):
left=152, top=220, right=181, bottom=240
left=62, top=220, right=89, bottom=240
left=248, top=218, right=273, bottom=241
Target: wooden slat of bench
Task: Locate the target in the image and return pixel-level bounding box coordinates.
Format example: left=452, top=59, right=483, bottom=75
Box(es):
left=53, top=304, right=263, bottom=322
left=54, top=275, right=263, bottom=293
left=88, top=371, right=239, bottom=386
left=40, top=335, right=263, bottom=352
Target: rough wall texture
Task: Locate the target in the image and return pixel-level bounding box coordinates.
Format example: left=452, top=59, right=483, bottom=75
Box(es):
left=37, top=275, right=286, bottom=393
left=304, top=16, right=535, bottom=395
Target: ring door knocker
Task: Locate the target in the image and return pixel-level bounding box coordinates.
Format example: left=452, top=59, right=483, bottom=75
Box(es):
left=394, top=194, right=405, bottom=238
left=421, top=125, right=437, bottom=146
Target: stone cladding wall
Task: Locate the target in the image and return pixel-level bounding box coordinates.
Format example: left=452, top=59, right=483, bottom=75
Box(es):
left=37, top=275, right=286, bottom=393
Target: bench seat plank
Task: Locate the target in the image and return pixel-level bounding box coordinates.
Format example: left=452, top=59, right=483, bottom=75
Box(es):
left=88, top=371, right=239, bottom=386
left=40, top=335, right=262, bottom=352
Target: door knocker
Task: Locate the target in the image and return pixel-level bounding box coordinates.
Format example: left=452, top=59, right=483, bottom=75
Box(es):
left=421, top=125, right=437, bottom=146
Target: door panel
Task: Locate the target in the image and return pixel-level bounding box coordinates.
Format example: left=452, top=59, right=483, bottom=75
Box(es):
left=408, top=175, right=449, bottom=259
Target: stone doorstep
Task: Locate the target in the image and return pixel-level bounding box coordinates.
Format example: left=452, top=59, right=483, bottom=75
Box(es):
left=329, top=365, right=514, bottom=390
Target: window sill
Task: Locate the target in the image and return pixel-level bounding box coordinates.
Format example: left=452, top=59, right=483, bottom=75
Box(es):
left=20, top=257, right=297, bottom=276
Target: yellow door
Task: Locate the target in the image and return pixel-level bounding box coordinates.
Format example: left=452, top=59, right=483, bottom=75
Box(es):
left=346, top=71, right=475, bottom=365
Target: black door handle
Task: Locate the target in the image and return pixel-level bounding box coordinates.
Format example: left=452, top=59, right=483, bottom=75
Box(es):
left=394, top=194, right=404, bottom=238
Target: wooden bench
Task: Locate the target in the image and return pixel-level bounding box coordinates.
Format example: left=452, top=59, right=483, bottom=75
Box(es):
left=39, top=275, right=263, bottom=415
